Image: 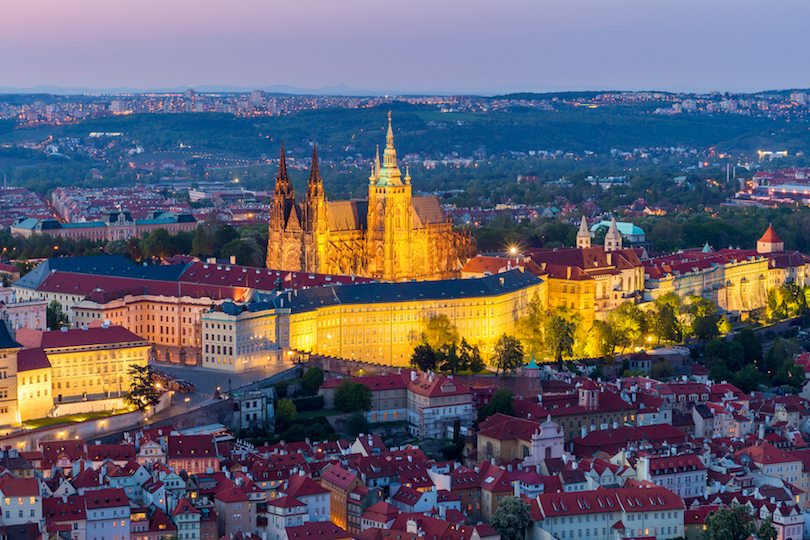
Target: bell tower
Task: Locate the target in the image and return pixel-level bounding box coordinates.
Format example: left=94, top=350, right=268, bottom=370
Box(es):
left=367, top=113, right=413, bottom=281
left=303, top=145, right=328, bottom=272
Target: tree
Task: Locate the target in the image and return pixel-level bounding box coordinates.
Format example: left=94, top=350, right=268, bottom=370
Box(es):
left=758, top=516, right=778, bottom=540
left=410, top=344, right=438, bottom=372
left=140, top=228, right=174, bottom=259
left=490, top=496, right=532, bottom=540
left=125, top=364, right=160, bottom=410
left=736, top=328, right=763, bottom=369
left=478, top=388, right=515, bottom=422
left=649, top=359, right=675, bottom=380
left=126, top=236, right=143, bottom=260
left=585, top=320, right=614, bottom=360
left=46, top=300, right=69, bottom=330
left=687, top=296, right=720, bottom=342
left=704, top=505, right=755, bottom=540
left=492, top=334, right=524, bottom=377
left=609, top=302, right=643, bottom=353
left=718, top=317, right=733, bottom=334
left=773, top=358, right=804, bottom=389
left=334, top=380, right=372, bottom=413
left=515, top=292, right=545, bottom=357
left=545, top=315, right=575, bottom=369
left=346, top=411, right=370, bottom=436
left=422, top=314, right=459, bottom=351
left=437, top=343, right=464, bottom=375
left=460, top=338, right=485, bottom=373
left=191, top=225, right=212, bottom=256
left=302, top=366, right=324, bottom=395
left=276, top=398, right=298, bottom=422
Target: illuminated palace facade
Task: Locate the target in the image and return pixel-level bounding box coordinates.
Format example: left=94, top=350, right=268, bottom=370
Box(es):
left=200, top=270, right=546, bottom=370
left=266, top=114, right=476, bottom=281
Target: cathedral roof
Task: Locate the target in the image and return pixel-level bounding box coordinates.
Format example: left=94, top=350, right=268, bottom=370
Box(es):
left=412, top=197, right=446, bottom=228
left=327, top=200, right=369, bottom=231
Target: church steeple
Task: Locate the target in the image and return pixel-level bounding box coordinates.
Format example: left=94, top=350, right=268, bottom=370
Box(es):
left=306, top=144, right=323, bottom=199
left=576, top=216, right=591, bottom=249
left=376, top=112, right=403, bottom=186
left=604, top=217, right=622, bottom=252
left=271, top=141, right=296, bottom=229
left=274, top=141, right=293, bottom=197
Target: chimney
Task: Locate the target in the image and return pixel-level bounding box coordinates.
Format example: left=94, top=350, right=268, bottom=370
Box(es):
left=410, top=371, right=417, bottom=382
left=230, top=255, right=237, bottom=264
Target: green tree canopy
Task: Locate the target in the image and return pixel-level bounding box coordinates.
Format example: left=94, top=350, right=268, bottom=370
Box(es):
left=490, top=496, right=532, bottom=540
left=302, top=366, right=324, bottom=395
left=545, top=315, right=575, bottom=368
left=125, top=364, right=160, bottom=410
left=46, top=300, right=69, bottom=330
left=492, top=334, right=525, bottom=377
left=704, top=505, right=755, bottom=540
left=410, top=344, right=438, bottom=372
left=422, top=314, right=460, bottom=351
left=276, top=398, right=298, bottom=422
left=334, top=380, right=373, bottom=413
left=687, top=296, right=720, bottom=342
left=515, top=292, right=545, bottom=357
left=478, top=388, right=515, bottom=422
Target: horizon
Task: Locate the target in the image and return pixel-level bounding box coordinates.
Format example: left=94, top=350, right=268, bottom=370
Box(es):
left=3, top=0, right=810, bottom=93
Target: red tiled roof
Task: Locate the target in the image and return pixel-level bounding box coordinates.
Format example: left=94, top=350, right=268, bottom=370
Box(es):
left=407, top=373, right=470, bottom=398
left=16, top=326, right=146, bottom=350
left=16, top=347, right=51, bottom=372
left=759, top=225, right=782, bottom=243
left=284, top=474, right=330, bottom=497
left=0, top=476, right=38, bottom=497
left=172, top=497, right=200, bottom=516
left=286, top=522, right=353, bottom=540
left=321, top=464, right=358, bottom=491
left=85, top=488, right=128, bottom=509
left=167, top=434, right=217, bottom=460
left=268, top=495, right=307, bottom=509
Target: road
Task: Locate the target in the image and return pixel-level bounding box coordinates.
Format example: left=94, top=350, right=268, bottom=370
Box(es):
left=142, top=361, right=297, bottom=426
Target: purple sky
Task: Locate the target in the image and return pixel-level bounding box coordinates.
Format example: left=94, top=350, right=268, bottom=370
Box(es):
left=2, top=0, right=809, bottom=93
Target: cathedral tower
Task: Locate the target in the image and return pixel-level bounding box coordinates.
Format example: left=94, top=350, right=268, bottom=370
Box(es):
left=367, top=112, right=413, bottom=281
left=266, top=142, right=304, bottom=270
left=303, top=145, right=328, bottom=271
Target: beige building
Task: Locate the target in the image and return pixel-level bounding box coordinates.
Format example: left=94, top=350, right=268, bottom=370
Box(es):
left=16, top=348, right=53, bottom=421
left=15, top=325, right=149, bottom=404
left=0, top=324, right=20, bottom=428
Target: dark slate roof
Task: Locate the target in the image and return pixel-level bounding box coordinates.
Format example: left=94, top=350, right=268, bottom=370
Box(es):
left=273, top=269, right=543, bottom=314
left=0, top=324, right=20, bottom=350
left=14, top=255, right=190, bottom=291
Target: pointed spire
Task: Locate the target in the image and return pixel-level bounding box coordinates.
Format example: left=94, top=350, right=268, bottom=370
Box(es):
left=307, top=144, right=323, bottom=198
left=404, top=164, right=411, bottom=185
left=275, top=141, right=292, bottom=195
left=576, top=216, right=591, bottom=249
left=377, top=113, right=402, bottom=186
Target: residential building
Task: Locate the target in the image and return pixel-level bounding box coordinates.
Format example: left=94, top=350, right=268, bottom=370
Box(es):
left=0, top=476, right=40, bottom=525
left=636, top=453, right=708, bottom=498
left=166, top=435, right=218, bottom=475
left=85, top=488, right=130, bottom=540
left=406, top=371, right=473, bottom=439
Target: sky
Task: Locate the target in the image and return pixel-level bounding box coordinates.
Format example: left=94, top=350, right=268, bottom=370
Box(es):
left=2, top=0, right=809, bottom=94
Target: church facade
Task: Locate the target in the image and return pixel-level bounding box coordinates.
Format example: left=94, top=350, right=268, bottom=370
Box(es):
left=266, top=114, right=476, bottom=281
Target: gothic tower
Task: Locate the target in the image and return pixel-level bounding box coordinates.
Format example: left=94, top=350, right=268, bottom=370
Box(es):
left=266, top=142, right=303, bottom=270
left=576, top=215, right=591, bottom=249
left=303, top=145, right=328, bottom=272
left=367, top=113, right=413, bottom=281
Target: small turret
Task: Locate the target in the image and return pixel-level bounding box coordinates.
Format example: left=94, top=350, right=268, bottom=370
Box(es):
left=576, top=216, right=591, bottom=249
left=604, top=217, right=622, bottom=252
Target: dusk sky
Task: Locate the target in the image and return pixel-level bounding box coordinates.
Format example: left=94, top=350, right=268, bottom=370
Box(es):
left=2, top=0, right=809, bottom=94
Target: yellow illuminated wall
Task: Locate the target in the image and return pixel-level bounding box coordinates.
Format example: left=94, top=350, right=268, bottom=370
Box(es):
left=287, top=279, right=546, bottom=366
left=17, top=366, right=53, bottom=421
left=49, top=344, right=149, bottom=403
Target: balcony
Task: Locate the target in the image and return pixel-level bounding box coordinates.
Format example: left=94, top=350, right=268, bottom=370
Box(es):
left=257, top=516, right=268, bottom=527
left=257, top=503, right=268, bottom=513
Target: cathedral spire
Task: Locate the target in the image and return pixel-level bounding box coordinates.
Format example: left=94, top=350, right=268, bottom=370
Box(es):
left=274, top=141, right=293, bottom=196
left=306, top=144, right=323, bottom=198
left=377, top=113, right=402, bottom=186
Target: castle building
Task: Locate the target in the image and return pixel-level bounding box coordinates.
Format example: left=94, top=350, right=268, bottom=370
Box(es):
left=266, top=114, right=476, bottom=281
